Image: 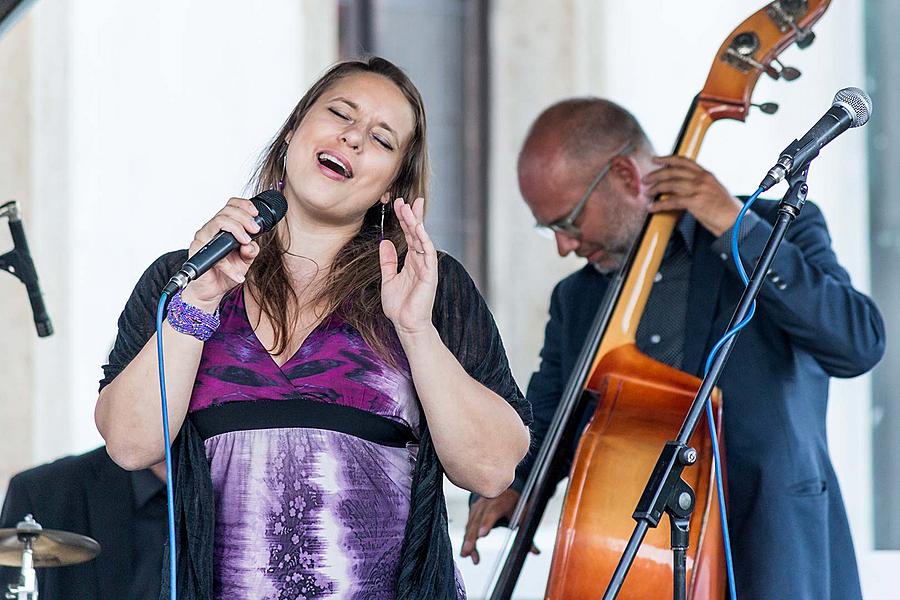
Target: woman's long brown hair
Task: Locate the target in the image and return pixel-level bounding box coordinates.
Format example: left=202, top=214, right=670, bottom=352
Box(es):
left=247, top=57, right=429, bottom=362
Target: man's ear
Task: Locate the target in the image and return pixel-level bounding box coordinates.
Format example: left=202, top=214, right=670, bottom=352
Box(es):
left=613, top=156, right=643, bottom=197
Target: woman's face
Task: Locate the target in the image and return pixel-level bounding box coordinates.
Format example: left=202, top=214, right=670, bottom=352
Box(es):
left=284, top=72, right=416, bottom=226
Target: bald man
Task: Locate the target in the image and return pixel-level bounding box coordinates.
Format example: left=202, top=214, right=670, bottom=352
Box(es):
left=463, top=98, right=883, bottom=599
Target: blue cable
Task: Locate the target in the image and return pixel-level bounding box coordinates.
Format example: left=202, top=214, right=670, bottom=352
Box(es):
left=701, top=186, right=764, bottom=600
left=156, top=292, right=177, bottom=600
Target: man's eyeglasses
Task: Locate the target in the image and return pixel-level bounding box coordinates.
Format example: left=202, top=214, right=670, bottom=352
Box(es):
left=535, top=141, right=635, bottom=239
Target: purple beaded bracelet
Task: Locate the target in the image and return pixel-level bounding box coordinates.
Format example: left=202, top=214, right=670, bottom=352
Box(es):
left=167, top=290, right=220, bottom=342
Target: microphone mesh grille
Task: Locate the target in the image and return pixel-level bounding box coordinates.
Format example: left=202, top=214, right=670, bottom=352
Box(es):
left=833, top=87, right=873, bottom=127
left=253, top=190, right=288, bottom=231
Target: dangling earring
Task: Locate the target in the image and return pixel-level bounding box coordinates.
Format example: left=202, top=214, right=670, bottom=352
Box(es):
left=276, top=151, right=287, bottom=192
left=380, top=203, right=386, bottom=240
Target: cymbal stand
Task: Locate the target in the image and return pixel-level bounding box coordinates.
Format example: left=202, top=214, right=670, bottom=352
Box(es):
left=4, top=515, right=40, bottom=600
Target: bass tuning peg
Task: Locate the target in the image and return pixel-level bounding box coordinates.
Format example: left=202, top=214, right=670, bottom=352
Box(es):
left=751, top=102, right=779, bottom=115
left=773, top=58, right=801, bottom=81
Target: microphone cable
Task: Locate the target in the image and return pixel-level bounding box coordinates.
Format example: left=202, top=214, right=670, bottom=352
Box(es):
left=155, top=291, right=178, bottom=600
left=702, top=185, right=765, bottom=600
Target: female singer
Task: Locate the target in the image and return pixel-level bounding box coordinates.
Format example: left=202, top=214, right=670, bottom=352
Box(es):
left=94, top=56, right=531, bottom=599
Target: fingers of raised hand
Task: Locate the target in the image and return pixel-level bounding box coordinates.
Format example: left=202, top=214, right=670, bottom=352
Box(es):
left=393, top=198, right=415, bottom=239
left=411, top=196, right=425, bottom=222
left=394, top=198, right=433, bottom=258
left=414, top=221, right=435, bottom=268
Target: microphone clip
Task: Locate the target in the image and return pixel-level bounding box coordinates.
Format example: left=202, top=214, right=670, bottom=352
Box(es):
left=778, top=161, right=810, bottom=218
left=0, top=201, right=25, bottom=284
left=1, top=200, right=20, bottom=221
left=759, top=136, right=818, bottom=193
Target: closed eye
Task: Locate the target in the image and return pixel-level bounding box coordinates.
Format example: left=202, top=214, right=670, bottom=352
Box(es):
left=329, top=107, right=350, bottom=120
left=373, top=134, right=394, bottom=151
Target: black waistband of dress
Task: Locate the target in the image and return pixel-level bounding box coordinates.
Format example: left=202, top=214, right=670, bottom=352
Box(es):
left=189, top=398, right=417, bottom=448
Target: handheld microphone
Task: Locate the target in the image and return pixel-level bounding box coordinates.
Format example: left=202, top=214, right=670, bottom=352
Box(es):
left=163, top=190, right=288, bottom=296
left=759, top=87, right=872, bottom=191
left=0, top=200, right=53, bottom=337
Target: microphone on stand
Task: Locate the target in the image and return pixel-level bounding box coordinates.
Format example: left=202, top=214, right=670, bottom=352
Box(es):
left=759, top=87, right=872, bottom=191
left=1, top=200, right=53, bottom=337
left=162, top=190, right=288, bottom=296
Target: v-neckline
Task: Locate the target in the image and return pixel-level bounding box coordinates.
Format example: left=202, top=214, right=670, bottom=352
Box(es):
left=239, top=286, right=331, bottom=372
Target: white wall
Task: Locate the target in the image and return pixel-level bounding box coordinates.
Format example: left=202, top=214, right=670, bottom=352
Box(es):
left=2, top=0, right=337, bottom=468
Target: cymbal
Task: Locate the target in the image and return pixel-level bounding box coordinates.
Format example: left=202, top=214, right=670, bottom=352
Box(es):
left=0, top=521, right=100, bottom=567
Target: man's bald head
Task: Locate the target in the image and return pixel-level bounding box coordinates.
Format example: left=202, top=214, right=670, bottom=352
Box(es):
left=518, top=98, right=654, bottom=178
left=517, top=98, right=655, bottom=272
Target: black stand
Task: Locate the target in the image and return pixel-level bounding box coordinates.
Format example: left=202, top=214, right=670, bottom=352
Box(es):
left=601, top=165, right=811, bottom=599
left=0, top=200, right=53, bottom=337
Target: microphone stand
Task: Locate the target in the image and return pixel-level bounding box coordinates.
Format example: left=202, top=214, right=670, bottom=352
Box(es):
left=601, top=164, right=811, bottom=600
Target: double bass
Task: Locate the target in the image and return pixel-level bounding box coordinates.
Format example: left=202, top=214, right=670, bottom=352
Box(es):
left=486, top=1, right=832, bottom=598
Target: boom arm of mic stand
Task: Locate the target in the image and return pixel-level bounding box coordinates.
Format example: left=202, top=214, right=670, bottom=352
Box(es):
left=601, top=166, right=810, bottom=599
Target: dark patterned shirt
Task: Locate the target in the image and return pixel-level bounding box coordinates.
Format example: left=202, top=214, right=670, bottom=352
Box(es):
left=634, top=215, right=695, bottom=369
left=633, top=210, right=761, bottom=370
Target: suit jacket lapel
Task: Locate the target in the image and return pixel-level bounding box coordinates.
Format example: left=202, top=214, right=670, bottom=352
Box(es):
left=86, top=452, right=134, bottom=600
left=683, top=226, right=727, bottom=377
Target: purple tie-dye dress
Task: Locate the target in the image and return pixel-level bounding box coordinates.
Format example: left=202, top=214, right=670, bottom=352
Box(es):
left=187, top=287, right=465, bottom=599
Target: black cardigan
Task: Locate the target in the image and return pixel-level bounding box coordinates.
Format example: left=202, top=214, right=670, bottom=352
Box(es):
left=98, top=250, right=532, bottom=599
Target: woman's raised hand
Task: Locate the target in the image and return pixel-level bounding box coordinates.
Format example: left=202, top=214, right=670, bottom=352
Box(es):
left=379, top=197, right=438, bottom=337
left=181, top=197, right=261, bottom=308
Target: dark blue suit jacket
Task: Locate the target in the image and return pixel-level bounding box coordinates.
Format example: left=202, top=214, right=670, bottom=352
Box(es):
left=522, top=200, right=885, bottom=599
